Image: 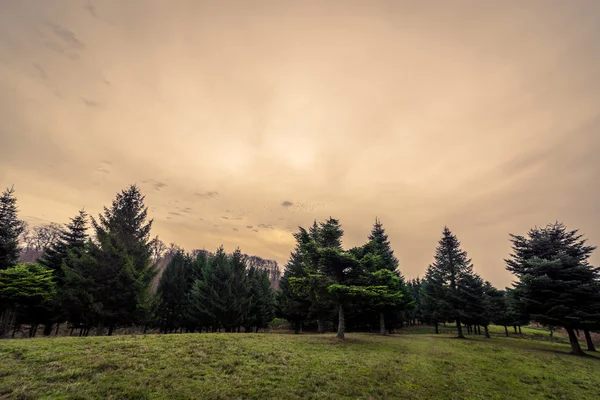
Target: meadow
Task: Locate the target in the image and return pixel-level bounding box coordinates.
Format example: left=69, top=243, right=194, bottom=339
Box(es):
left=1, top=326, right=599, bottom=400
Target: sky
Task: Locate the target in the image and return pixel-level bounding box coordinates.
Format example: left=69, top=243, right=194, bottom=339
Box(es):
left=1, top=0, right=599, bottom=288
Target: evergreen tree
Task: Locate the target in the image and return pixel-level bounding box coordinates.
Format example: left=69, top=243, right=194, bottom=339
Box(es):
left=0, top=263, right=56, bottom=337
left=420, top=267, right=450, bottom=334
left=483, top=285, right=511, bottom=337
left=0, top=187, right=25, bottom=270
left=276, top=228, right=312, bottom=333
left=246, top=266, right=275, bottom=332
left=354, top=220, right=411, bottom=334
left=39, top=210, right=88, bottom=283
left=38, top=210, right=89, bottom=334
left=187, top=247, right=246, bottom=332
left=460, top=273, right=485, bottom=336
left=86, top=185, right=157, bottom=335
left=61, top=242, right=100, bottom=334
left=427, top=227, right=476, bottom=338
left=506, top=222, right=600, bottom=355
left=154, top=251, right=194, bottom=333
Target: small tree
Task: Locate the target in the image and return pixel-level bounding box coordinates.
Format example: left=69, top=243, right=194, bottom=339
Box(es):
left=0, top=263, right=56, bottom=337
left=0, top=187, right=25, bottom=270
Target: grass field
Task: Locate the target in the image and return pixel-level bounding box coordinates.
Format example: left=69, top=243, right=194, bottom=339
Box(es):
left=1, top=328, right=599, bottom=399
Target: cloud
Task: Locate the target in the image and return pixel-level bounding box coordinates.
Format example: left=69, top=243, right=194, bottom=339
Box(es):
left=246, top=225, right=253, bottom=229
left=153, top=181, right=168, bottom=191
left=81, top=97, right=100, bottom=108
left=33, top=63, right=48, bottom=80
left=258, top=223, right=274, bottom=229
left=194, top=191, right=219, bottom=199
left=48, top=22, right=85, bottom=49
left=232, top=228, right=238, bottom=231
left=84, top=0, right=98, bottom=19
left=221, top=216, right=229, bottom=220
left=281, top=200, right=294, bottom=207
left=168, top=212, right=181, bottom=216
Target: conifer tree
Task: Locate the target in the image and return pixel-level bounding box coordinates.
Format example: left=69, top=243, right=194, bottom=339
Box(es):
left=38, top=210, right=89, bottom=334
left=420, top=267, right=450, bottom=334
left=427, top=227, right=476, bottom=338
left=87, top=185, right=157, bottom=335
left=506, top=222, right=599, bottom=355
left=277, top=228, right=312, bottom=333
left=0, top=263, right=56, bottom=337
left=0, top=187, right=25, bottom=270
left=246, top=266, right=275, bottom=332
left=187, top=247, right=245, bottom=332
left=154, top=251, right=194, bottom=333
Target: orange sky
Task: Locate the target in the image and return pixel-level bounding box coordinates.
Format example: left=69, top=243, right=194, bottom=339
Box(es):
left=1, top=0, right=599, bottom=288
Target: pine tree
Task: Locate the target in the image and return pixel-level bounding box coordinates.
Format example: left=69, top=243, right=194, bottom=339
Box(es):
left=277, top=228, right=312, bottom=333
left=420, top=267, right=450, bottom=334
left=483, top=285, right=511, bottom=337
left=39, top=210, right=88, bottom=283
left=37, top=210, right=89, bottom=335
left=0, top=263, right=56, bottom=337
left=187, top=247, right=245, bottom=332
left=506, top=222, right=600, bottom=355
left=154, top=251, right=194, bottom=333
left=361, top=218, right=411, bottom=334
left=0, top=187, right=25, bottom=270
left=88, top=185, right=157, bottom=335
left=246, top=266, right=275, bottom=332
left=427, top=227, right=476, bottom=338
left=460, top=273, right=485, bottom=335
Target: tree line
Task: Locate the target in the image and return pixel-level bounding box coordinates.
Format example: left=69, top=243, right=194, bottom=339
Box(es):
left=0, top=185, right=274, bottom=337
left=1, top=185, right=599, bottom=355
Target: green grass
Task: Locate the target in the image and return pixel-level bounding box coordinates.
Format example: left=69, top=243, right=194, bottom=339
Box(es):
left=0, top=330, right=599, bottom=399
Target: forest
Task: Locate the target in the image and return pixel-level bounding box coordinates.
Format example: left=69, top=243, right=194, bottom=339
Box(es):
left=0, top=184, right=599, bottom=356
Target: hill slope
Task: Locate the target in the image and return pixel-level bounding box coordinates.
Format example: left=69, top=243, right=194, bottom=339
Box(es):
left=1, top=332, right=599, bottom=399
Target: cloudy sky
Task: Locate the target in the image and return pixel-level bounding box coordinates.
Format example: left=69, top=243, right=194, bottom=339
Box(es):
left=1, top=0, right=599, bottom=287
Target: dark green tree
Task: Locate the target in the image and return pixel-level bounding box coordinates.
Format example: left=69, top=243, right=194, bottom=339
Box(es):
left=87, top=185, right=157, bottom=335
left=420, top=267, right=450, bottom=334
left=154, top=251, right=194, bottom=333
left=277, top=228, right=312, bottom=333
left=506, top=222, right=599, bottom=355
left=0, top=263, right=56, bottom=337
left=38, top=210, right=89, bottom=335
left=427, top=227, right=476, bottom=338
left=245, top=266, right=275, bottom=332
left=187, top=247, right=248, bottom=332
left=0, top=187, right=25, bottom=270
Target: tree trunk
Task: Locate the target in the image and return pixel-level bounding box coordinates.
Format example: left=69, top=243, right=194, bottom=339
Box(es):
left=477, top=325, right=481, bottom=335
left=434, top=322, right=439, bottom=334
left=518, top=326, right=522, bottom=335
left=456, top=318, right=464, bottom=338
left=336, top=304, right=345, bottom=339
left=55, top=323, right=60, bottom=336
left=43, top=323, right=53, bottom=336
left=565, top=327, right=586, bottom=356
left=484, top=325, right=490, bottom=338
left=317, top=318, right=324, bottom=334
left=513, top=325, right=517, bottom=333
left=379, top=312, right=386, bottom=335
left=584, top=330, right=597, bottom=352
left=107, top=324, right=114, bottom=336
left=504, top=325, right=508, bottom=337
